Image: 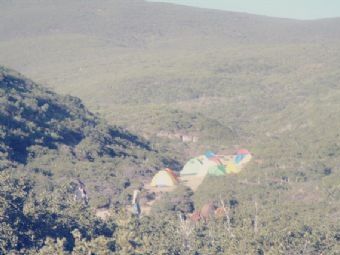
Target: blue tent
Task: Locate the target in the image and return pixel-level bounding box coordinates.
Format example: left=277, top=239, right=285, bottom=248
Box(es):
left=205, top=151, right=216, bottom=158
left=234, top=154, right=246, bottom=164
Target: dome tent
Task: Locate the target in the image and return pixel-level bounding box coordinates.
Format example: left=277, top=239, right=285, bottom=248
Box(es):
left=151, top=170, right=178, bottom=187
left=233, top=149, right=252, bottom=165
left=181, top=155, right=226, bottom=177
left=203, top=154, right=226, bottom=176
left=165, top=168, right=179, bottom=181
left=198, top=156, right=225, bottom=176
left=234, top=154, right=246, bottom=164
left=180, top=156, right=205, bottom=176
left=205, top=151, right=216, bottom=158
left=207, top=164, right=226, bottom=176
left=225, top=161, right=240, bottom=174
left=237, top=149, right=250, bottom=155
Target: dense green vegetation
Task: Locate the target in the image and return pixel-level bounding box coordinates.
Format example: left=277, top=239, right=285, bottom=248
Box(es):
left=3, top=169, right=340, bottom=254
left=2, top=0, right=340, bottom=253
left=2, top=65, right=340, bottom=253
left=0, top=67, right=179, bottom=210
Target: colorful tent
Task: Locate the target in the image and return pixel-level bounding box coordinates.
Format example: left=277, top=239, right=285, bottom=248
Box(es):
left=234, top=149, right=252, bottom=165
left=207, top=164, right=226, bottom=176
left=181, top=155, right=227, bottom=177
left=233, top=154, right=252, bottom=165
left=210, top=156, right=223, bottom=165
left=205, top=151, right=216, bottom=158
left=234, top=154, right=246, bottom=164
left=198, top=156, right=226, bottom=176
left=181, top=157, right=205, bottom=176
left=165, top=168, right=179, bottom=181
left=237, top=149, right=250, bottom=155
left=151, top=170, right=178, bottom=187
left=226, top=161, right=240, bottom=174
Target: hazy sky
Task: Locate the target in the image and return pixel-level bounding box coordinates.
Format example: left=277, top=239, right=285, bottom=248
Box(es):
left=148, top=0, right=340, bottom=20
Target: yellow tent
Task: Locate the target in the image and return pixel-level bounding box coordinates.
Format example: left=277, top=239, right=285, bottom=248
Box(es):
left=225, top=161, right=241, bottom=174
left=241, top=154, right=252, bottom=164
left=151, top=170, right=178, bottom=187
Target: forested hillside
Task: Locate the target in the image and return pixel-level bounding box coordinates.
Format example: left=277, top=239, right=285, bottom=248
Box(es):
left=2, top=0, right=340, bottom=254
left=1, top=66, right=340, bottom=254
left=0, top=66, right=178, bottom=209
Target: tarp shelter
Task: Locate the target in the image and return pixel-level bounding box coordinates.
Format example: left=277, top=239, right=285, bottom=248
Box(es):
left=151, top=170, right=178, bottom=187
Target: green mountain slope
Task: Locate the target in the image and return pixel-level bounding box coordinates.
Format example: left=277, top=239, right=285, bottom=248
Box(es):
left=0, top=66, right=178, bottom=208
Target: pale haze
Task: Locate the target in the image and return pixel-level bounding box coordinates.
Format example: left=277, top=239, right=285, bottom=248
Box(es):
left=148, top=0, right=340, bottom=20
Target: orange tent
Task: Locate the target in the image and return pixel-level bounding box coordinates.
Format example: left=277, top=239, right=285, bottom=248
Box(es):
left=165, top=168, right=179, bottom=181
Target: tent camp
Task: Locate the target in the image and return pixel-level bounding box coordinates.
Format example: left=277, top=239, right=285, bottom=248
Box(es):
left=151, top=170, right=178, bottom=187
